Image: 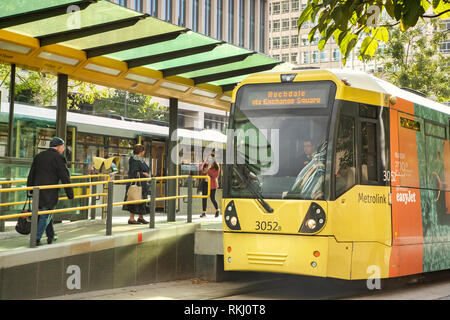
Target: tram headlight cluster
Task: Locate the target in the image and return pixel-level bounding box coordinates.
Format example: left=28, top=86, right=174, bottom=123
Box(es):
left=225, top=201, right=241, bottom=230
left=299, top=203, right=326, bottom=234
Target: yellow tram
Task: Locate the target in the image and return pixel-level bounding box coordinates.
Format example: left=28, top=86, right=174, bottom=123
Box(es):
left=222, top=69, right=450, bottom=280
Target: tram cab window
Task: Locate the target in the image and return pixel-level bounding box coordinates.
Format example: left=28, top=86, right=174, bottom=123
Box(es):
left=361, top=121, right=378, bottom=182
left=335, top=115, right=356, bottom=197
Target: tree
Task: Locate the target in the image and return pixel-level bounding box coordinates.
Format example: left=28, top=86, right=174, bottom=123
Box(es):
left=298, top=0, right=450, bottom=64
left=0, top=64, right=168, bottom=120
left=0, top=65, right=111, bottom=108
left=93, top=90, right=169, bottom=122
left=373, top=20, right=449, bottom=102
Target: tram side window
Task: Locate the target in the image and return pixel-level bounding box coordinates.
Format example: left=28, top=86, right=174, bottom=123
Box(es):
left=335, top=115, right=356, bottom=197
left=361, top=121, right=378, bottom=182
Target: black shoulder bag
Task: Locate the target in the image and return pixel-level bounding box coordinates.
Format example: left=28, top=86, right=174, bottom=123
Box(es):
left=15, top=197, right=32, bottom=235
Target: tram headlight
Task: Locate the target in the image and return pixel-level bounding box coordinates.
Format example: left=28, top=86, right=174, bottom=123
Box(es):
left=306, top=219, right=317, bottom=230
left=299, top=203, right=326, bottom=234
left=224, top=201, right=241, bottom=230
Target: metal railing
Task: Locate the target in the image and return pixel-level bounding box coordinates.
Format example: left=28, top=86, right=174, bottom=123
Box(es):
left=0, top=175, right=210, bottom=248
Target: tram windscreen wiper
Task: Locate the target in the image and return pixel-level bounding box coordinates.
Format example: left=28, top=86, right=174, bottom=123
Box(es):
left=232, top=165, right=274, bottom=213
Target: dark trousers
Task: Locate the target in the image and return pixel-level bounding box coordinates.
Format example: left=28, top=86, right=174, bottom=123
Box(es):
left=202, top=184, right=218, bottom=212
left=36, top=208, right=54, bottom=242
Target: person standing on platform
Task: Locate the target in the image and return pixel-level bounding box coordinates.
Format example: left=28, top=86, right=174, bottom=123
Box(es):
left=27, top=137, right=74, bottom=245
left=123, top=144, right=151, bottom=224
left=200, top=156, right=220, bottom=218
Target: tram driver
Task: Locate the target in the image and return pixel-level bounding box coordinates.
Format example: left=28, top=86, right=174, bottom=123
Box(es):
left=299, top=140, right=315, bottom=171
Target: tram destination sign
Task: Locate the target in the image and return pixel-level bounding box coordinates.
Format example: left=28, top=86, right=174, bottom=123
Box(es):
left=238, top=81, right=333, bottom=110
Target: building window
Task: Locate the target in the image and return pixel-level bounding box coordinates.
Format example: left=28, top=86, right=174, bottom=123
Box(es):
left=249, top=0, right=256, bottom=50
left=291, top=17, right=297, bottom=29
left=272, top=2, right=280, bottom=15
left=302, top=51, right=309, bottom=64
left=259, top=0, right=266, bottom=52
left=320, top=50, right=327, bottom=62
left=192, top=0, right=199, bottom=32
left=333, top=49, right=341, bottom=61
left=228, top=0, right=234, bottom=43
left=301, top=35, right=308, bottom=46
left=134, top=0, right=143, bottom=11
left=291, top=0, right=299, bottom=12
left=148, top=0, right=158, bottom=16
left=272, top=20, right=280, bottom=32
left=205, top=0, right=211, bottom=36
left=291, top=53, right=298, bottom=64
left=216, top=0, right=223, bottom=40
left=177, top=0, right=186, bottom=27
left=162, top=0, right=173, bottom=21
left=282, top=1, right=289, bottom=13
left=238, top=0, right=245, bottom=47
left=282, top=18, right=289, bottom=31
left=118, top=0, right=127, bottom=7
left=441, top=41, right=450, bottom=53
left=282, top=36, right=289, bottom=48
left=291, top=35, right=298, bottom=47
left=312, top=50, right=319, bottom=63
left=273, top=54, right=280, bottom=60
left=273, top=37, right=280, bottom=49
left=282, top=53, right=289, bottom=62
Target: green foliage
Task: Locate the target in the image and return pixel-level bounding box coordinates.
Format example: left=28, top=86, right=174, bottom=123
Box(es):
left=374, top=20, right=450, bottom=102
left=298, top=0, right=450, bottom=64
left=93, top=90, right=168, bottom=122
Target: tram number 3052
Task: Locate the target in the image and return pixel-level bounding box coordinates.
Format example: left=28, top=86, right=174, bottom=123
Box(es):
left=255, top=220, right=282, bottom=232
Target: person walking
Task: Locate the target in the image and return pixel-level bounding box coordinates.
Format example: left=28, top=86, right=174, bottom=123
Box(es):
left=200, top=157, right=220, bottom=218
left=123, top=144, right=151, bottom=224
left=27, top=137, right=74, bottom=245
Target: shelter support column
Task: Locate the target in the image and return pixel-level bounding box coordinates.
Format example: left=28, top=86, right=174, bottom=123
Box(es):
left=6, top=64, right=15, bottom=158
left=2, top=64, right=16, bottom=232
left=56, top=74, right=68, bottom=146
left=167, top=97, right=178, bottom=222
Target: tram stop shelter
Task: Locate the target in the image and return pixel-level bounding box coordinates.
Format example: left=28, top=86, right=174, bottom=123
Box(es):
left=0, top=0, right=290, bottom=221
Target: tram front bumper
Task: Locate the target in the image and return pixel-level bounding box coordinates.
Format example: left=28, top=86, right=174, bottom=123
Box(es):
left=223, top=232, right=352, bottom=279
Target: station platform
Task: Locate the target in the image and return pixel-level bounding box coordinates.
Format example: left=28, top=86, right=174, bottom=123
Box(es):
left=0, top=212, right=222, bottom=252
left=0, top=212, right=225, bottom=300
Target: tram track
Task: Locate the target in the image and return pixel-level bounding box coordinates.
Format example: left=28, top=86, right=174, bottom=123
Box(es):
left=212, top=270, right=450, bottom=300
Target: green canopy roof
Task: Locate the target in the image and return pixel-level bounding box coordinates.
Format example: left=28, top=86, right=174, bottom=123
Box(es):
left=0, top=0, right=289, bottom=108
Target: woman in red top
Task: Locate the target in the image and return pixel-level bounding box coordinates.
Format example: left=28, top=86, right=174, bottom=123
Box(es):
left=200, top=158, right=220, bottom=218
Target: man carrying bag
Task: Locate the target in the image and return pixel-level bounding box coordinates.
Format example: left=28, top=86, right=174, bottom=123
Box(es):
left=27, top=137, right=74, bottom=245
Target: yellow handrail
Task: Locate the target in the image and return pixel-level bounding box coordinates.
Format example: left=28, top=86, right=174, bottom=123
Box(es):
left=0, top=175, right=212, bottom=220
left=0, top=180, right=109, bottom=193
left=0, top=174, right=110, bottom=185
left=0, top=192, right=107, bottom=208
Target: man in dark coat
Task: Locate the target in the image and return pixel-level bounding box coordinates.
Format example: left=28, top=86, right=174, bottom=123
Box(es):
left=27, top=137, right=74, bottom=245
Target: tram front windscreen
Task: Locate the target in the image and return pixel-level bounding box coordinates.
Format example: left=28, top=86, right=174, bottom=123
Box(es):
left=227, top=81, right=336, bottom=200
